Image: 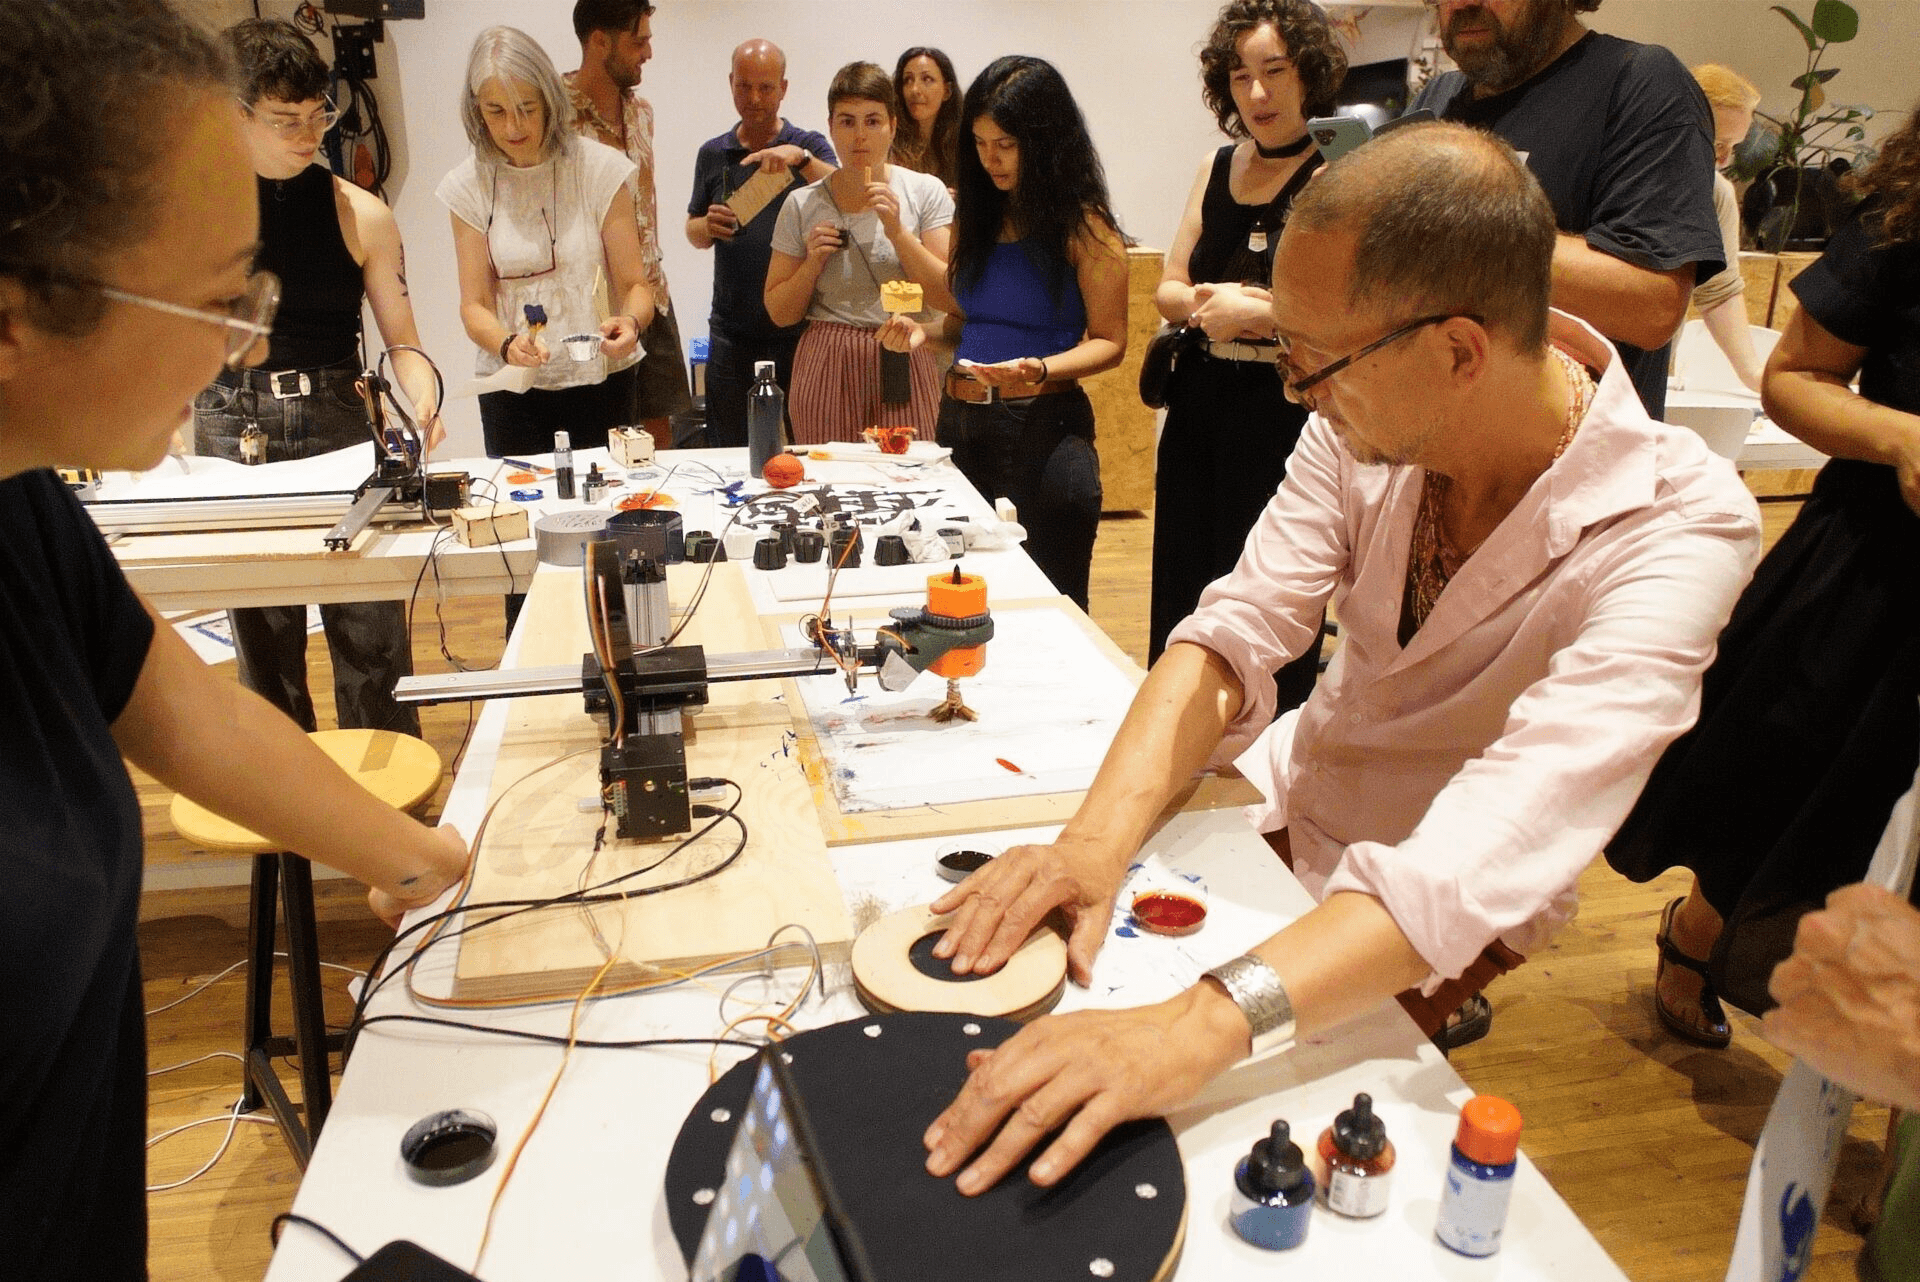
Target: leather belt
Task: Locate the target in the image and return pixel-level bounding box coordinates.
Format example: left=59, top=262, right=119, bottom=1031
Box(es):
left=1205, top=340, right=1278, bottom=363
left=219, top=362, right=359, bottom=400
left=943, top=370, right=1075, bottom=404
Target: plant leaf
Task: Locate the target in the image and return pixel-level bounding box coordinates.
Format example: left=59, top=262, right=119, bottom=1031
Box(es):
left=1847, top=126, right=1865, bottom=140
left=1771, top=4, right=1818, bottom=49
left=1791, top=68, right=1842, bottom=89
left=1811, top=0, right=1860, bottom=42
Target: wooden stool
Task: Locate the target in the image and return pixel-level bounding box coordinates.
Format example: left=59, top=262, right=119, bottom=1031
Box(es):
left=168, top=729, right=442, bottom=1167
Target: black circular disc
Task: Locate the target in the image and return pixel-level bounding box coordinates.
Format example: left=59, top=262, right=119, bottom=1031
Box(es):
left=663, top=1013, right=1186, bottom=1280
left=906, top=930, right=988, bottom=984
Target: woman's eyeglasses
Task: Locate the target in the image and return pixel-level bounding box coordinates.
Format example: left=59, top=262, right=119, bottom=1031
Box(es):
left=486, top=168, right=558, bottom=281
left=93, top=271, right=281, bottom=368
left=245, top=98, right=341, bottom=141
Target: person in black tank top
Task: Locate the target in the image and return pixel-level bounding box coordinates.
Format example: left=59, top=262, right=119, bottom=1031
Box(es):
left=1149, top=0, right=1344, bottom=714
left=193, top=19, right=443, bottom=736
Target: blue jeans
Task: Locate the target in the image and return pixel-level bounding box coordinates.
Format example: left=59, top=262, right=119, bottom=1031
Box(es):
left=938, top=387, right=1101, bottom=610
left=192, top=367, right=420, bottom=735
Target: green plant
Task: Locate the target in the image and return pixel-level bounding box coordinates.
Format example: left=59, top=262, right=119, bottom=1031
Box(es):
left=1730, top=0, right=1878, bottom=250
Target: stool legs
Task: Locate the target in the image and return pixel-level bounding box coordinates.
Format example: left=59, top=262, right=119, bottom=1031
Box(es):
left=241, top=851, right=342, bottom=1168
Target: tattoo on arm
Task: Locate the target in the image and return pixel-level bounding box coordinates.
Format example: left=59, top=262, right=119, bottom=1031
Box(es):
left=397, top=248, right=409, bottom=297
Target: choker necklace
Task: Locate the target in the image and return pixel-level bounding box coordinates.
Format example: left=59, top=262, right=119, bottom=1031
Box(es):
left=1254, top=133, right=1312, bottom=160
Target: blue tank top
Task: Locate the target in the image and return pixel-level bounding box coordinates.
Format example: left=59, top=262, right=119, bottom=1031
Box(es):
left=953, top=240, right=1087, bottom=365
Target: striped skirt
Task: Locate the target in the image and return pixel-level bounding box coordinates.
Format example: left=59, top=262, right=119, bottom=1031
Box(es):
left=788, top=320, right=941, bottom=445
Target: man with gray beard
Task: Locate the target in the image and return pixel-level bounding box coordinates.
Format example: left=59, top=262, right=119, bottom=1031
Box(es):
left=1414, top=0, right=1722, bottom=419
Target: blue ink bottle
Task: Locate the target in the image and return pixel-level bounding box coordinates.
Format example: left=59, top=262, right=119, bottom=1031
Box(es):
left=1435, top=1095, right=1522, bottom=1257
left=1230, top=1120, right=1314, bottom=1250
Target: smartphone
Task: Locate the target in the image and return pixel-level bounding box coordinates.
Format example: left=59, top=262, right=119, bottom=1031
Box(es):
left=1306, top=108, right=1438, bottom=167
left=1306, top=115, right=1371, bottom=166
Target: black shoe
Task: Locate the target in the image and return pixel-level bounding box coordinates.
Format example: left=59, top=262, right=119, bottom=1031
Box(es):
left=1431, top=993, right=1492, bottom=1055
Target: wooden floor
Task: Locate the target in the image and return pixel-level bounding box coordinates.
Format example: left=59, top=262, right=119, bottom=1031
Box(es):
left=140, top=471, right=1879, bottom=1281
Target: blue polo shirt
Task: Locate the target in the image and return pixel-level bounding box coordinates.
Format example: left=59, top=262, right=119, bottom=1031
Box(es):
left=688, top=119, right=836, bottom=340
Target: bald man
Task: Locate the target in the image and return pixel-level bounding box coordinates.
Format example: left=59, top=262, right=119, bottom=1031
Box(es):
left=686, top=40, right=836, bottom=446
left=916, top=122, right=1762, bottom=1196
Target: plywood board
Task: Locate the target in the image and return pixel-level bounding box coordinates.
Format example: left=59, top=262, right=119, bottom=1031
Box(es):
left=452, top=560, right=853, bottom=1002
left=774, top=594, right=1258, bottom=844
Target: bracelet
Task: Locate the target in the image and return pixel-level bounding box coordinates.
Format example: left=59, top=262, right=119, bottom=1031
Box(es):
left=1204, top=954, right=1297, bottom=1056
left=1034, top=358, right=1050, bottom=384
left=498, top=334, right=514, bottom=363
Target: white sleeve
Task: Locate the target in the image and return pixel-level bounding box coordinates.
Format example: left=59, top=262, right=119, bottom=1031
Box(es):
left=435, top=158, right=487, bottom=232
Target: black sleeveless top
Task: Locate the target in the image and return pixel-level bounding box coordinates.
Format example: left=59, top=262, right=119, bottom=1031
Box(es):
left=256, top=164, right=364, bottom=370
left=1188, top=144, right=1321, bottom=288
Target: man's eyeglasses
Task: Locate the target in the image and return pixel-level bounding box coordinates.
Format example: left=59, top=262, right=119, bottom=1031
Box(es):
left=93, top=271, right=281, bottom=368
left=245, top=98, right=341, bottom=140
left=1276, top=312, right=1484, bottom=408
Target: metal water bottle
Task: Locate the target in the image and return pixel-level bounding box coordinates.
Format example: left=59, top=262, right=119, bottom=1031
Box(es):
left=748, top=361, right=783, bottom=479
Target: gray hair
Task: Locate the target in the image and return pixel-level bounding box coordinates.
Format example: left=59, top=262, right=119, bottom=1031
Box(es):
left=461, top=25, right=576, bottom=166
left=1288, top=120, right=1556, bottom=353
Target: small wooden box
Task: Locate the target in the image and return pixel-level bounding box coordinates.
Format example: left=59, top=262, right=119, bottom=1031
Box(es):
left=452, top=502, right=529, bottom=548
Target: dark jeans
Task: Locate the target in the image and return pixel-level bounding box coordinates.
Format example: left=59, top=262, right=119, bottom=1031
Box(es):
left=192, top=367, right=420, bottom=735
left=478, top=363, right=640, bottom=458
left=704, top=324, right=802, bottom=448
left=938, top=387, right=1101, bottom=610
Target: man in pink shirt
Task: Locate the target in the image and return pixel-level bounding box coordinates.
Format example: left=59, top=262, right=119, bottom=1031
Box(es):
left=919, top=122, right=1762, bottom=1197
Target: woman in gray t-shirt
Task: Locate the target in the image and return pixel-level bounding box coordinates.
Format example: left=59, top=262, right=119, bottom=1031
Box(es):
left=766, top=62, right=954, bottom=444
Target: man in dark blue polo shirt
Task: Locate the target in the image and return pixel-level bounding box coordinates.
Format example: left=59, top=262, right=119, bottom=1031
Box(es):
left=686, top=39, right=836, bottom=446
left=1414, top=0, right=1723, bottom=418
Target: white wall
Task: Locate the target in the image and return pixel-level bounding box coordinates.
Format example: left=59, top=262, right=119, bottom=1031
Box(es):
left=187, top=0, right=1920, bottom=456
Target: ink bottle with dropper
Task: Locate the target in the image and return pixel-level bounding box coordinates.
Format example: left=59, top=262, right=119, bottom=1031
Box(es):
left=1229, top=1120, right=1314, bottom=1250
left=1435, top=1094, right=1522, bottom=1257
left=1312, top=1092, right=1395, bottom=1218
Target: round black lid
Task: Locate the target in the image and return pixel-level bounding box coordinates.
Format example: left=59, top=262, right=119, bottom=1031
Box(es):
left=1245, top=1120, right=1307, bottom=1196
left=1332, top=1092, right=1387, bottom=1161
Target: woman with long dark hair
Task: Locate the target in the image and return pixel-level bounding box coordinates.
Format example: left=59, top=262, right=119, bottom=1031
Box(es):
left=881, top=55, right=1126, bottom=609
left=891, top=46, right=961, bottom=189
left=1607, top=102, right=1920, bottom=1048
left=1149, top=0, right=1345, bottom=711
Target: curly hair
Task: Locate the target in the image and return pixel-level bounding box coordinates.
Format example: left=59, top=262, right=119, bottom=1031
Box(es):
left=1199, top=0, right=1348, bottom=133
left=0, top=0, right=230, bottom=337
left=892, top=47, right=961, bottom=188
left=225, top=17, right=329, bottom=107
left=1846, top=101, right=1920, bottom=247
left=949, top=56, right=1122, bottom=306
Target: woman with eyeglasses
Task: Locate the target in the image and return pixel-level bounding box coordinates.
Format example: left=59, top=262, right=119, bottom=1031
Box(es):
left=0, top=2, right=470, bottom=1272
left=765, top=62, right=954, bottom=445
left=1150, top=0, right=1346, bottom=712
left=192, top=18, right=434, bottom=740
left=439, top=25, right=655, bottom=458
left=879, top=55, right=1127, bottom=610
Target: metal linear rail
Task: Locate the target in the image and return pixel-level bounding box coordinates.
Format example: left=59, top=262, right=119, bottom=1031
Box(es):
left=86, top=489, right=416, bottom=537
left=392, top=647, right=857, bottom=706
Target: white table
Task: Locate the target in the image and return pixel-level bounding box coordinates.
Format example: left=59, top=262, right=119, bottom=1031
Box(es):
left=255, top=450, right=1628, bottom=1282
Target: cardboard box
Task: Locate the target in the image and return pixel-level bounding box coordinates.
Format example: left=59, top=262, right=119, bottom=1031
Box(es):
left=452, top=502, right=530, bottom=548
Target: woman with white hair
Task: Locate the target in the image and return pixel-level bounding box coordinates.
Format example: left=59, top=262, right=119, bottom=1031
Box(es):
left=438, top=25, right=655, bottom=458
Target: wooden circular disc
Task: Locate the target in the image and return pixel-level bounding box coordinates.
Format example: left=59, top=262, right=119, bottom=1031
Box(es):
left=850, top=905, right=1066, bottom=1022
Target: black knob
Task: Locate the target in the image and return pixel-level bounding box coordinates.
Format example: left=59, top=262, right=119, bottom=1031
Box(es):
left=829, top=526, right=863, bottom=568
left=684, top=532, right=722, bottom=563
left=873, top=534, right=911, bottom=566
left=792, top=529, right=825, bottom=563
left=752, top=537, right=788, bottom=571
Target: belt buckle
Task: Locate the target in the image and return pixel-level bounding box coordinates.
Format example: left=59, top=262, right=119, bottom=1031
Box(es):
left=269, top=371, right=311, bottom=399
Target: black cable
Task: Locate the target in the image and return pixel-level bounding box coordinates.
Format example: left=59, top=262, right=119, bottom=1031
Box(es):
left=343, top=784, right=747, bottom=1056
left=352, top=1018, right=762, bottom=1053
left=271, top=1212, right=365, bottom=1264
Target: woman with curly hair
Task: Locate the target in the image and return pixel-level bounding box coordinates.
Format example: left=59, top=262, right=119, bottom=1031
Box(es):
left=881, top=55, right=1126, bottom=608
left=1147, top=0, right=1345, bottom=711
left=891, top=46, right=961, bottom=190
left=1606, top=102, right=1920, bottom=1048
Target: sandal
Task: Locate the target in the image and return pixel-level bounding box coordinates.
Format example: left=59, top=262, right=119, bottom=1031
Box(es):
left=1655, top=895, right=1732, bottom=1049
left=1431, top=993, right=1493, bottom=1055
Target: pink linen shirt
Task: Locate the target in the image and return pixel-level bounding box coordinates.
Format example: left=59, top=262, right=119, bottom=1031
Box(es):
left=1167, top=312, right=1762, bottom=987
left=565, top=75, right=669, bottom=305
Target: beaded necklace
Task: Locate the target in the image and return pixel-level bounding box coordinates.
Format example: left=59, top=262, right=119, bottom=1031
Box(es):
left=1403, top=346, right=1593, bottom=635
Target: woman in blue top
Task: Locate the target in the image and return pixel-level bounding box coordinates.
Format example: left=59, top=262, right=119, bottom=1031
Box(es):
left=881, top=55, right=1127, bottom=609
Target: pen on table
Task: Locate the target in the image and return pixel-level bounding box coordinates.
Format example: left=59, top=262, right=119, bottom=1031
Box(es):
left=500, top=458, right=555, bottom=476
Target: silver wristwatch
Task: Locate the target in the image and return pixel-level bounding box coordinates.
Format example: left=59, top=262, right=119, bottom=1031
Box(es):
left=1204, top=955, right=1297, bottom=1056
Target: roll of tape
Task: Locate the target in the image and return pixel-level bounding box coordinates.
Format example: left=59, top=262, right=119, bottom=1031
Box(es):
left=400, top=1108, right=498, bottom=1187
left=535, top=510, right=612, bottom=566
